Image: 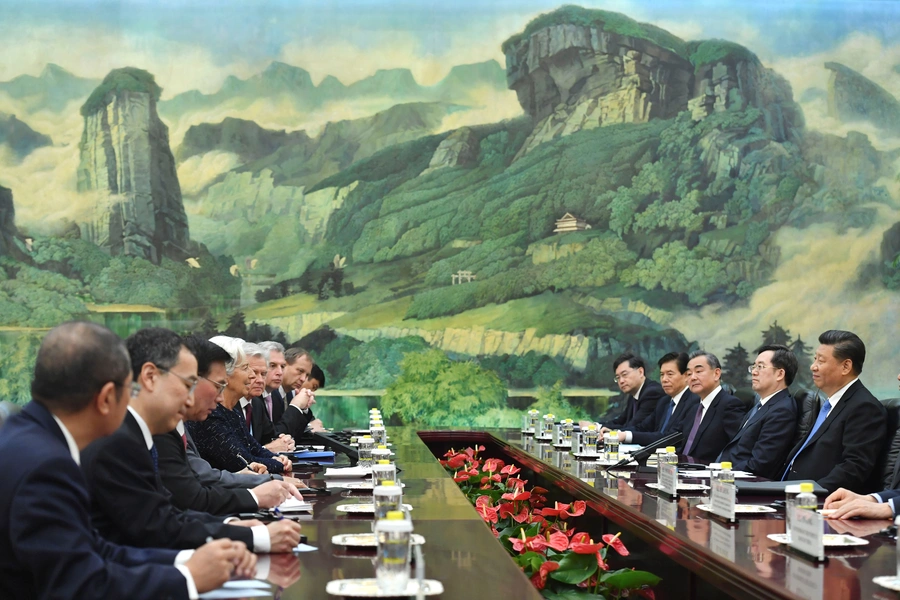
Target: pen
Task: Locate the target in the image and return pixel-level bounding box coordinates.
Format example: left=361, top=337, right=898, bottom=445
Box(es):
left=236, top=453, right=251, bottom=468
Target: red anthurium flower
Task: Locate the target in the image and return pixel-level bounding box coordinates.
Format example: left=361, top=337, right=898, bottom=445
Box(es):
left=475, top=496, right=498, bottom=523
left=569, top=533, right=609, bottom=570
left=564, top=500, right=586, bottom=518
left=545, top=530, right=569, bottom=552
left=481, top=473, right=502, bottom=484
left=453, top=472, right=472, bottom=483
left=464, top=448, right=475, bottom=459
left=532, top=486, right=548, bottom=494
left=483, top=458, right=505, bottom=472
left=530, top=561, right=559, bottom=590
left=447, top=454, right=467, bottom=469
left=500, top=464, right=520, bottom=475
left=542, top=500, right=586, bottom=519
left=506, top=477, right=526, bottom=489
left=498, top=503, right=529, bottom=523
left=603, top=533, right=629, bottom=556
left=501, top=489, right=531, bottom=501
left=637, top=588, right=656, bottom=599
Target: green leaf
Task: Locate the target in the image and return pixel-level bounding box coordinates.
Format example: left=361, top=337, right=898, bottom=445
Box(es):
left=541, top=588, right=604, bottom=600
left=549, top=552, right=597, bottom=584
left=601, top=568, right=661, bottom=589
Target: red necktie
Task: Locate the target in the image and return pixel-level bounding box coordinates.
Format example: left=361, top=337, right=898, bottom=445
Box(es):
left=244, top=403, right=252, bottom=433
left=181, top=432, right=187, bottom=450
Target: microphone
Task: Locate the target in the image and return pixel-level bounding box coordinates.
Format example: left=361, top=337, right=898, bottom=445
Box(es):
left=604, top=430, right=684, bottom=472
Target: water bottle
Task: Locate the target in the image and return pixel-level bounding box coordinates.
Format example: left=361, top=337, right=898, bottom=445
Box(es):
left=528, top=409, right=540, bottom=433
left=374, top=481, right=403, bottom=519
left=542, top=414, right=555, bottom=438
left=358, top=435, right=375, bottom=468
left=372, top=445, right=391, bottom=464
left=716, top=461, right=734, bottom=485
left=562, top=419, right=574, bottom=446
left=582, top=425, right=598, bottom=455
left=654, top=448, right=668, bottom=479
left=371, top=424, right=387, bottom=445
left=373, top=459, right=397, bottom=486
left=606, top=431, right=619, bottom=462
left=665, top=446, right=678, bottom=469
left=795, top=483, right=817, bottom=513
left=375, top=510, right=413, bottom=594
left=784, top=484, right=802, bottom=540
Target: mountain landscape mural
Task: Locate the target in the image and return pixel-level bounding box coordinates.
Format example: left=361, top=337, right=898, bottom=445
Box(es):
left=1, top=1, right=900, bottom=427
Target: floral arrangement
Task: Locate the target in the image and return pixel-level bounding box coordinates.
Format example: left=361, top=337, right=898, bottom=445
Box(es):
left=441, top=446, right=659, bottom=599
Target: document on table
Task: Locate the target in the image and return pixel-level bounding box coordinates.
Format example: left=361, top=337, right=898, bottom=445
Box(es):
left=324, top=466, right=372, bottom=477
left=278, top=496, right=313, bottom=512
left=681, top=470, right=754, bottom=479
left=199, top=580, right=271, bottom=598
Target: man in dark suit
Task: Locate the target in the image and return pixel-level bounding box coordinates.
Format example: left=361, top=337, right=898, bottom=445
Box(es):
left=595, top=353, right=666, bottom=432
left=237, top=343, right=294, bottom=450
left=718, top=345, right=799, bottom=479
left=272, top=346, right=318, bottom=438
left=680, top=351, right=747, bottom=462
left=615, top=352, right=700, bottom=446
left=156, top=335, right=300, bottom=515
left=781, top=330, right=887, bottom=493
left=82, top=327, right=302, bottom=552
left=0, top=322, right=251, bottom=599
left=256, top=341, right=288, bottom=430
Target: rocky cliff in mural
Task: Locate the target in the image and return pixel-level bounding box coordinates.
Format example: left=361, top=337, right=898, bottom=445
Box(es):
left=0, top=185, right=27, bottom=261
left=76, top=68, right=191, bottom=264
left=504, top=7, right=803, bottom=157
left=825, top=61, right=900, bottom=136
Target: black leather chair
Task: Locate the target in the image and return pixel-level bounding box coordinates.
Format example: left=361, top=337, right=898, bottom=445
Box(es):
left=791, top=388, right=820, bottom=447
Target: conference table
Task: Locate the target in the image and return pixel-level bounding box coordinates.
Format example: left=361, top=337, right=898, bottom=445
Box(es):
left=272, top=428, right=897, bottom=600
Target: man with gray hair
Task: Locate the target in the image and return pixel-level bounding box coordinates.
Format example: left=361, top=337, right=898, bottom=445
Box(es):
left=250, top=341, right=289, bottom=441
left=240, top=342, right=293, bottom=451
left=679, top=351, right=747, bottom=462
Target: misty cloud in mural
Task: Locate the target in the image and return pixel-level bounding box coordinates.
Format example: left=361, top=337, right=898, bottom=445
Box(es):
left=1, top=1, right=900, bottom=422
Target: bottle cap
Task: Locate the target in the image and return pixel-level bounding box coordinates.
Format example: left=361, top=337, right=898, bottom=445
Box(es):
left=665, top=446, right=676, bottom=453
left=611, top=431, right=618, bottom=436
left=721, top=462, right=732, bottom=470
left=362, top=435, right=373, bottom=439
left=375, top=512, right=413, bottom=532
left=379, top=481, right=396, bottom=487
left=377, top=445, right=388, bottom=449
left=588, top=424, right=596, bottom=430
left=799, top=482, right=814, bottom=493
left=377, top=460, right=391, bottom=464
left=385, top=510, right=404, bottom=520
left=564, top=419, right=573, bottom=424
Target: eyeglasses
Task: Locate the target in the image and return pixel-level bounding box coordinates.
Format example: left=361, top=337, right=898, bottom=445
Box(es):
left=202, top=376, right=227, bottom=396
left=614, top=369, right=634, bottom=383
left=158, top=367, right=199, bottom=394
left=747, top=364, right=778, bottom=374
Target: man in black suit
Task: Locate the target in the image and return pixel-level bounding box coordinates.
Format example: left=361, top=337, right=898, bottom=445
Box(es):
left=615, top=352, right=700, bottom=446
left=256, top=341, right=288, bottom=429
left=718, top=345, right=799, bottom=479
left=273, top=346, right=319, bottom=438
left=594, top=353, right=665, bottom=432
left=0, top=322, right=252, bottom=599
left=780, top=330, right=887, bottom=493
left=156, top=335, right=300, bottom=515
left=82, top=327, right=302, bottom=552
left=680, top=351, right=747, bottom=462
left=237, top=343, right=294, bottom=451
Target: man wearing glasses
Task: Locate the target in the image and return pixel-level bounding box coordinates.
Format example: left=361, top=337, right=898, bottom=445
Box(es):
left=153, top=335, right=301, bottom=516
left=717, top=345, right=799, bottom=479
left=82, top=328, right=302, bottom=554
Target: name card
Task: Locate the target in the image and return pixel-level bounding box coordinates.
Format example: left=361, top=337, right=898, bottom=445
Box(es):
left=786, top=555, right=824, bottom=599
left=789, top=506, right=825, bottom=562
left=658, top=463, right=678, bottom=496
left=709, top=520, right=735, bottom=561
left=710, top=480, right=736, bottom=522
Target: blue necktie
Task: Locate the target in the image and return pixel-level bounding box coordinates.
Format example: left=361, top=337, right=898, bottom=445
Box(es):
left=741, top=401, right=762, bottom=429
left=150, top=444, right=159, bottom=473
left=660, top=399, right=676, bottom=431
left=782, top=399, right=831, bottom=480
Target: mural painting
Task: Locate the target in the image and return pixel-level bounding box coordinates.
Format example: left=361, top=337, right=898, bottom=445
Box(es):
left=1, top=1, right=900, bottom=428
